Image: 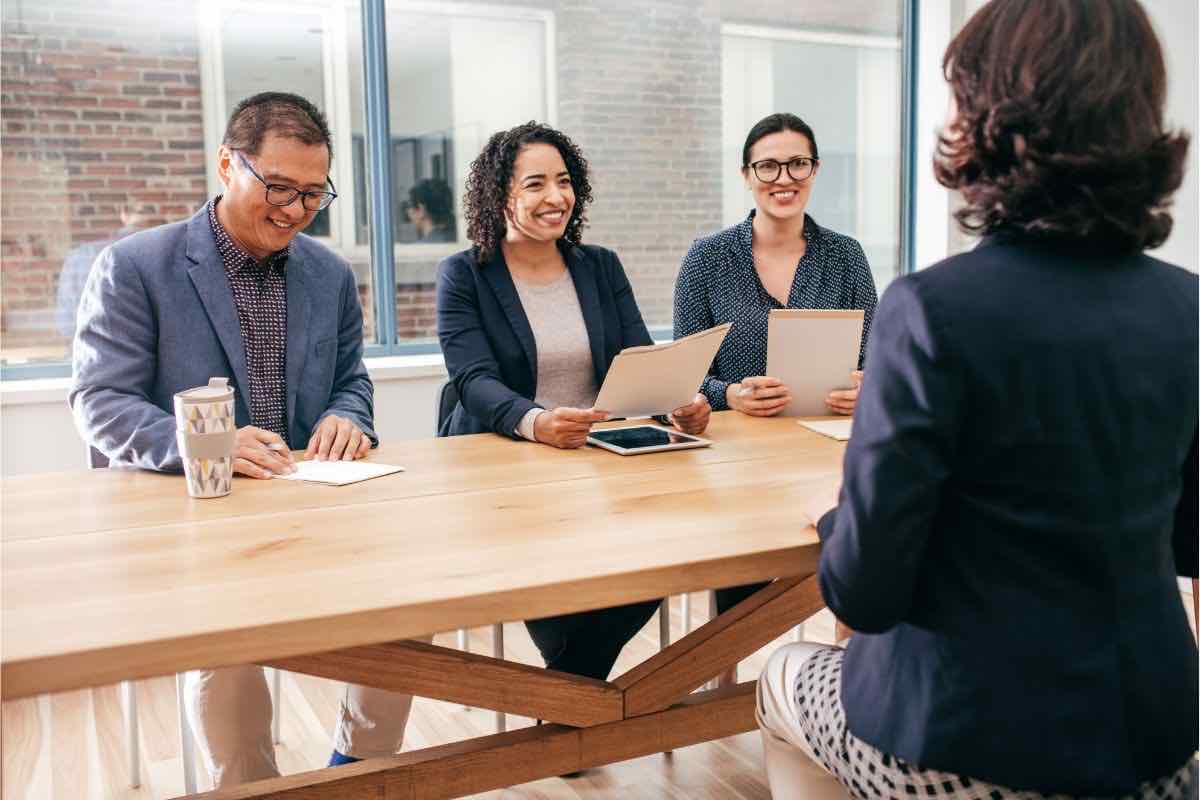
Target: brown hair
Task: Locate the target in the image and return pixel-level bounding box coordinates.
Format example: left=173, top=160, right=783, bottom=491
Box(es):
left=934, top=0, right=1189, bottom=252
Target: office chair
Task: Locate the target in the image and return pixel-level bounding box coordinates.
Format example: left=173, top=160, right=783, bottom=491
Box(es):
left=434, top=381, right=673, bottom=731
left=86, top=445, right=281, bottom=793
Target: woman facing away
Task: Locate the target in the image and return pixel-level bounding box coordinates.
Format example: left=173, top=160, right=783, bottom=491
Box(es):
left=756, top=0, right=1197, bottom=798
left=673, top=112, right=879, bottom=620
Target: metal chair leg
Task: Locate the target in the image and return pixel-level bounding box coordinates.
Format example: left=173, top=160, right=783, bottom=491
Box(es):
left=681, top=592, right=692, bottom=634
left=122, top=680, right=141, bottom=787
left=176, top=673, right=198, bottom=794
left=457, top=629, right=472, bottom=710
left=705, top=591, right=722, bottom=690
left=492, top=623, right=506, bottom=732
left=659, top=597, right=671, bottom=649
left=270, top=668, right=283, bottom=745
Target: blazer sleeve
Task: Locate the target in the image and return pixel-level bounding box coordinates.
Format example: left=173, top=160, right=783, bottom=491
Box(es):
left=607, top=248, right=653, bottom=348
left=815, top=277, right=964, bottom=633
left=673, top=241, right=728, bottom=409
left=68, top=244, right=181, bottom=471
left=1174, top=431, right=1198, bottom=578
left=317, top=264, right=377, bottom=445
left=436, top=255, right=538, bottom=437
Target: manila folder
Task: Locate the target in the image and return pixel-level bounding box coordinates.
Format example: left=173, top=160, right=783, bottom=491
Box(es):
left=594, top=323, right=731, bottom=418
left=766, top=310, right=863, bottom=417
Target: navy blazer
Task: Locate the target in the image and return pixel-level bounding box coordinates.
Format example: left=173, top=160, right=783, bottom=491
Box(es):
left=436, top=244, right=652, bottom=437
left=70, top=205, right=376, bottom=470
left=817, top=235, right=1198, bottom=794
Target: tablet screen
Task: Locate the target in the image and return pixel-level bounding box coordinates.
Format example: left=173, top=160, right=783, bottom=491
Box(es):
left=589, top=426, right=700, bottom=450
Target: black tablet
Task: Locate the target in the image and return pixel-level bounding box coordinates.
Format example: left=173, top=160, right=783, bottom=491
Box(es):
left=586, top=424, right=711, bottom=456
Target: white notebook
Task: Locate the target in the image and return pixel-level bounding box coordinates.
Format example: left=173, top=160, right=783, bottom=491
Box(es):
left=766, top=310, right=863, bottom=417
left=593, top=324, right=731, bottom=418
left=274, top=460, right=405, bottom=486
left=798, top=419, right=853, bottom=441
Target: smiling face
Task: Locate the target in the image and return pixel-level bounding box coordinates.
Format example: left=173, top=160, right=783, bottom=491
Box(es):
left=216, top=131, right=330, bottom=259
left=743, top=129, right=818, bottom=223
left=504, top=142, right=575, bottom=245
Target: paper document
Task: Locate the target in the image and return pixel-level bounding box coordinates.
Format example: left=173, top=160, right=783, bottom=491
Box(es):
left=798, top=419, right=853, bottom=441
left=593, top=324, right=732, bottom=418
left=766, top=310, right=864, bottom=417
left=274, top=460, right=405, bottom=486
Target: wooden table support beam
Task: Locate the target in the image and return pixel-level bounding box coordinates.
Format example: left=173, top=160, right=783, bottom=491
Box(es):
left=188, top=682, right=758, bottom=800
left=262, top=640, right=624, bottom=728
left=615, top=574, right=826, bottom=717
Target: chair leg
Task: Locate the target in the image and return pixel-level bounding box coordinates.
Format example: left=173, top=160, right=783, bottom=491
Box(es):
left=122, top=680, right=141, bottom=788
left=659, top=597, right=671, bottom=650
left=681, top=592, right=691, bottom=635
left=176, top=673, right=198, bottom=794
left=270, top=668, right=283, bottom=745
left=457, top=629, right=472, bottom=710
left=492, top=623, right=506, bottom=732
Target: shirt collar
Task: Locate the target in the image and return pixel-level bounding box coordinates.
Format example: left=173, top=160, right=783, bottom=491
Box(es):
left=738, top=209, right=820, bottom=260
left=207, top=196, right=290, bottom=276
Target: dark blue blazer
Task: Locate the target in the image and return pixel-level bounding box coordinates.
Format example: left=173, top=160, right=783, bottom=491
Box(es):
left=436, top=244, right=652, bottom=437
left=816, top=234, right=1198, bottom=795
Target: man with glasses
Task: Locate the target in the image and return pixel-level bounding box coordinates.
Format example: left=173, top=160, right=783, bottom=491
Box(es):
left=71, top=91, right=417, bottom=786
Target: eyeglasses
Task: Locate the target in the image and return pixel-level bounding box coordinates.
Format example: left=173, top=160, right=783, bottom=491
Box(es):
left=747, top=156, right=819, bottom=184
left=235, top=150, right=338, bottom=211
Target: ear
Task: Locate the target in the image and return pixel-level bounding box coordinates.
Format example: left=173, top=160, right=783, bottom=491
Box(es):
left=217, top=145, right=235, bottom=191
left=741, top=166, right=752, bottom=190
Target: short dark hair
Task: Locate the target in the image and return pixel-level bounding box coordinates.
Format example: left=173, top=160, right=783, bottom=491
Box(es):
left=222, top=91, right=333, bottom=161
left=409, top=178, right=455, bottom=227
left=935, top=0, right=1190, bottom=252
left=741, top=113, right=819, bottom=168
left=464, top=121, right=593, bottom=264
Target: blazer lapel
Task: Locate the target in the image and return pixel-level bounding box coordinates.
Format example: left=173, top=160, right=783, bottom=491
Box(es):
left=284, top=255, right=311, bottom=426
left=565, top=247, right=606, bottom=385
left=481, top=250, right=539, bottom=386
left=184, top=209, right=250, bottom=416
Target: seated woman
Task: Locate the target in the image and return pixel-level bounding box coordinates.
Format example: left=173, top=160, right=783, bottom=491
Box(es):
left=673, top=112, right=879, bottom=618
left=437, top=121, right=711, bottom=679
left=757, top=0, right=1197, bottom=798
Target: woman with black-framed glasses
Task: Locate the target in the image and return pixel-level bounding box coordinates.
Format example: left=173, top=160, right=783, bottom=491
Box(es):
left=672, top=112, right=879, bottom=620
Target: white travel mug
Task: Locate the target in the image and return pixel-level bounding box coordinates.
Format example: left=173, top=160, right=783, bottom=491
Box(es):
left=174, top=377, right=236, bottom=499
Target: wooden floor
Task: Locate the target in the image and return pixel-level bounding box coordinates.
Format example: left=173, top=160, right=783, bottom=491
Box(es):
left=2, top=596, right=839, bottom=800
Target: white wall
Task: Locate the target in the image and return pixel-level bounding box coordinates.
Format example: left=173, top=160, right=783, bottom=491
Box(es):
left=0, top=362, right=446, bottom=477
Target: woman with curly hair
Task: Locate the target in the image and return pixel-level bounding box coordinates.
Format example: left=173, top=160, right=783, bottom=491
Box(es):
left=756, top=1, right=1196, bottom=798
left=435, top=121, right=711, bottom=680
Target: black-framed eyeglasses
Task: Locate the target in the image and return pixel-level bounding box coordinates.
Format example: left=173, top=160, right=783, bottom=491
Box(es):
left=236, top=150, right=338, bottom=211
left=747, top=156, right=819, bottom=183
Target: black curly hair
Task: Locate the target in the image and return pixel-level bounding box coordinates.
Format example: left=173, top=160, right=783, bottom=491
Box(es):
left=464, top=121, right=593, bottom=264
left=935, top=0, right=1189, bottom=252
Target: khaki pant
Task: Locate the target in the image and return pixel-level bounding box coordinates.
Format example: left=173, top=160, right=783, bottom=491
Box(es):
left=184, top=635, right=430, bottom=788
left=754, top=642, right=847, bottom=800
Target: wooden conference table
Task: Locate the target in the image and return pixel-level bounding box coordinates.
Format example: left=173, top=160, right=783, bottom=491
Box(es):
left=2, top=412, right=844, bottom=799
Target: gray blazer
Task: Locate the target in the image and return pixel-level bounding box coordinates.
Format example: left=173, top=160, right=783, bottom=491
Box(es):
left=70, top=205, right=376, bottom=471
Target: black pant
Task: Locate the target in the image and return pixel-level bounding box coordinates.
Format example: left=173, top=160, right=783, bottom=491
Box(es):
left=524, top=599, right=661, bottom=680
left=714, top=581, right=771, bottom=615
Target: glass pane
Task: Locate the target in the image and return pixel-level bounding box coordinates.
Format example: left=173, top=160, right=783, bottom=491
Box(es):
left=1, top=0, right=205, bottom=366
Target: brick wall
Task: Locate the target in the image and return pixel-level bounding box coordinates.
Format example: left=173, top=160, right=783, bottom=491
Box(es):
left=1, top=0, right=206, bottom=353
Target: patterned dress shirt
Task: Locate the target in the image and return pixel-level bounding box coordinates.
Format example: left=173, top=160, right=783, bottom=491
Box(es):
left=207, top=198, right=290, bottom=442
left=673, top=211, right=878, bottom=411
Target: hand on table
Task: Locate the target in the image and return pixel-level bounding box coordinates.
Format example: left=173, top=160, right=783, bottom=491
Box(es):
left=305, top=414, right=371, bottom=462
left=233, top=426, right=295, bottom=479
left=727, top=376, right=791, bottom=417
left=669, top=393, right=711, bottom=435
left=825, top=370, right=863, bottom=416
left=801, top=478, right=841, bottom=530
left=534, top=406, right=611, bottom=449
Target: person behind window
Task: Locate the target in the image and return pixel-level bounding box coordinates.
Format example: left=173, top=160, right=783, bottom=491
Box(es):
left=672, top=113, right=879, bottom=623
left=69, top=91, right=421, bottom=787
left=405, top=177, right=457, bottom=243
left=54, top=203, right=162, bottom=341
left=756, top=1, right=1197, bottom=797
left=436, top=121, right=711, bottom=680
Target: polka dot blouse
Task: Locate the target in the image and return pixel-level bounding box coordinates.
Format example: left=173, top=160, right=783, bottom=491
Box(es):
left=673, top=211, right=878, bottom=411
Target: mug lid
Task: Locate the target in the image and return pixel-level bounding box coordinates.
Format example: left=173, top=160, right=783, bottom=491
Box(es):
left=176, top=377, right=234, bottom=402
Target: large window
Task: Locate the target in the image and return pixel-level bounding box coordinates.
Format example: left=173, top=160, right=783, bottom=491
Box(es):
left=1, top=0, right=914, bottom=376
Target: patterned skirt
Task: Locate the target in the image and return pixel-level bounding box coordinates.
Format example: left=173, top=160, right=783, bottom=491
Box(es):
left=793, top=647, right=1197, bottom=800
